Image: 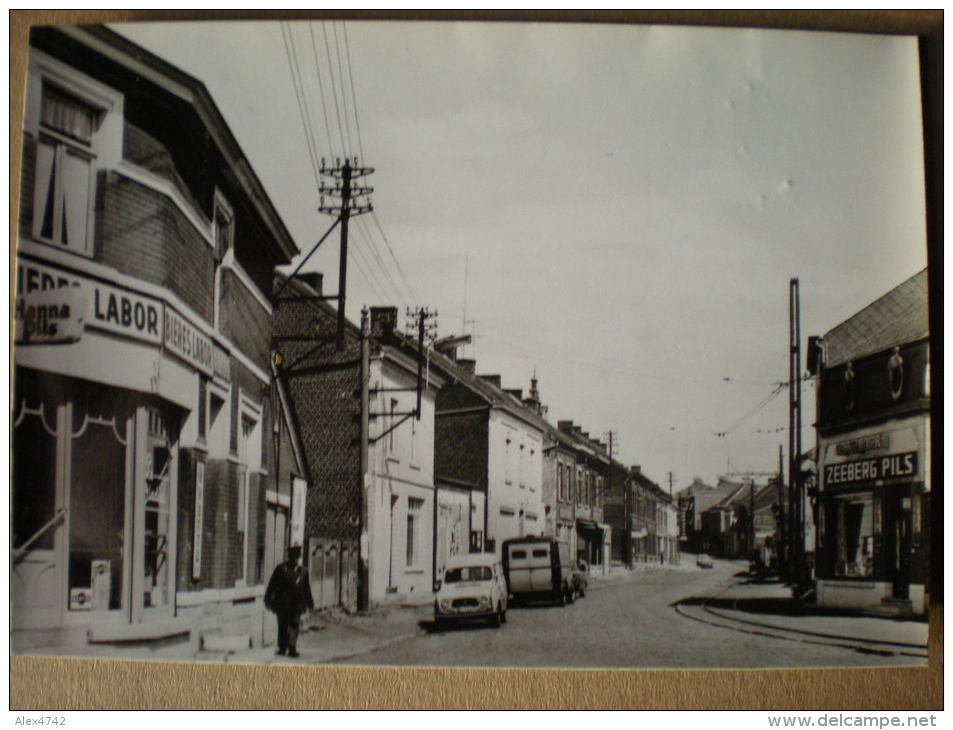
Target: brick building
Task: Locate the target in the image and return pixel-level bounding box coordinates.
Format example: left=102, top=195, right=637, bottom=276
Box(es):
left=13, top=26, right=298, bottom=650
left=272, top=277, right=447, bottom=607
left=811, top=269, right=930, bottom=615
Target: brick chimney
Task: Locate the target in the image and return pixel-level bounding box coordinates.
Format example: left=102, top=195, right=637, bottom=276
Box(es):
left=478, top=374, right=502, bottom=389
left=457, top=358, right=476, bottom=375
left=370, top=306, right=398, bottom=338
left=298, top=272, right=323, bottom=295
left=558, top=420, right=574, bottom=434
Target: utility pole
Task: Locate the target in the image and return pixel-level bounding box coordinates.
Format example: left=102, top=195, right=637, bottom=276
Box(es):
left=358, top=307, right=370, bottom=612
left=788, top=278, right=803, bottom=589
left=406, top=308, right=438, bottom=419
left=319, top=157, right=374, bottom=349
left=749, top=478, right=756, bottom=558
left=668, top=472, right=674, bottom=496
left=777, top=443, right=786, bottom=579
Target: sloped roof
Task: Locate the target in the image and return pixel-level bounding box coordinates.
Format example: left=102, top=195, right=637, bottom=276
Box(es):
left=823, top=269, right=928, bottom=367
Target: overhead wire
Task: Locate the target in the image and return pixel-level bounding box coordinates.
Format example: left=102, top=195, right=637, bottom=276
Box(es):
left=307, top=21, right=337, bottom=161
left=331, top=22, right=356, bottom=158
left=321, top=22, right=349, bottom=158
left=279, top=22, right=323, bottom=191
left=341, top=21, right=366, bottom=163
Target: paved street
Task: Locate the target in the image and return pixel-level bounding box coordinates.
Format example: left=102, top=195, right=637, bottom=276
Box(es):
left=335, top=560, right=927, bottom=669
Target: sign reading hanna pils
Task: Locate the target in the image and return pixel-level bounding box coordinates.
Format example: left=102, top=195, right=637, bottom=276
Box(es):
left=14, top=287, right=86, bottom=344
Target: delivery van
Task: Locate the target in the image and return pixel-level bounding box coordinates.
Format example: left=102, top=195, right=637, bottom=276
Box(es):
left=501, top=536, right=577, bottom=605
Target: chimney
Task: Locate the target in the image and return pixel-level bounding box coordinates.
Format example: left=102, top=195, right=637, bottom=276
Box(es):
left=457, top=358, right=476, bottom=375
left=630, top=464, right=642, bottom=476
left=505, top=389, right=523, bottom=401
left=572, top=426, right=583, bottom=436
left=298, top=271, right=323, bottom=295
left=558, top=420, right=574, bottom=434
left=478, top=374, right=502, bottom=389
left=370, top=306, right=398, bottom=339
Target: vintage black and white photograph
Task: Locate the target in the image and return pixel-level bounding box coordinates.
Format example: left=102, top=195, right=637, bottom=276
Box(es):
left=11, top=13, right=935, bottom=681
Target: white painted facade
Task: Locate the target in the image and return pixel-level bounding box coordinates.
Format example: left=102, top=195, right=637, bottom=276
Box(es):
left=366, top=347, right=444, bottom=605
left=485, top=409, right=545, bottom=552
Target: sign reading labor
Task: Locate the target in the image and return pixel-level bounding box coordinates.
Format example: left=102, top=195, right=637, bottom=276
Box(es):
left=14, top=286, right=86, bottom=344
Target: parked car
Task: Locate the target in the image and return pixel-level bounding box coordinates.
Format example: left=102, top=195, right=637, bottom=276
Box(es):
left=434, top=554, right=508, bottom=629
left=696, top=553, right=714, bottom=569
left=502, top=536, right=576, bottom=605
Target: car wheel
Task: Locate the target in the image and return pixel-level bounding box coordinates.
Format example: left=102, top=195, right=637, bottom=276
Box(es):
left=567, top=586, right=576, bottom=604
left=501, top=605, right=507, bottom=624
left=490, top=603, right=503, bottom=628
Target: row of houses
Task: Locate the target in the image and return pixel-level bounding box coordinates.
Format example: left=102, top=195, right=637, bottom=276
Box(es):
left=12, top=25, right=677, bottom=653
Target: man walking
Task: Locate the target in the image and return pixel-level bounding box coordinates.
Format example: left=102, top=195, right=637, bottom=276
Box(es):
left=265, top=544, right=314, bottom=658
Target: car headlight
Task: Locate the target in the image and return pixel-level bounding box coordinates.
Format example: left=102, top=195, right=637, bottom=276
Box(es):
left=438, top=599, right=454, bottom=611
left=477, top=596, right=491, bottom=609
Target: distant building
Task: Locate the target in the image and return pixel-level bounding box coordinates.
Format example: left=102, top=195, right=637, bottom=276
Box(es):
left=811, top=269, right=930, bottom=615
left=13, top=26, right=298, bottom=650
left=433, top=359, right=546, bottom=557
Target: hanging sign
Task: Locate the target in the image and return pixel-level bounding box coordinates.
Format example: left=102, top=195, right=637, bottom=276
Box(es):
left=14, top=286, right=85, bottom=344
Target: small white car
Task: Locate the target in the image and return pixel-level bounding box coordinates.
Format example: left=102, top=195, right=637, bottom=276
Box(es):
left=696, top=553, right=714, bottom=569
left=434, top=554, right=509, bottom=629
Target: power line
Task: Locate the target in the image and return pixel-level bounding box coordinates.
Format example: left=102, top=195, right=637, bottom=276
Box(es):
left=331, top=22, right=356, bottom=158
left=307, top=21, right=336, bottom=160
left=369, top=209, right=420, bottom=305
left=341, top=21, right=366, bottom=163
left=279, top=22, right=322, bottom=191
left=321, top=21, right=349, bottom=156
left=354, top=215, right=407, bottom=304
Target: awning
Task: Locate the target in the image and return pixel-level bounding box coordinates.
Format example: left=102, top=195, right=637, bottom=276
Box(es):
left=576, top=518, right=602, bottom=533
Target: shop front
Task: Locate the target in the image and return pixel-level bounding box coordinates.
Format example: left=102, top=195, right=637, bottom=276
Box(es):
left=11, top=253, right=223, bottom=648
left=815, top=419, right=930, bottom=615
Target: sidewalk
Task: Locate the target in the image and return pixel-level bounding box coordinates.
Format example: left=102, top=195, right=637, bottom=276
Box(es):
left=198, top=603, right=432, bottom=665
left=684, top=577, right=929, bottom=652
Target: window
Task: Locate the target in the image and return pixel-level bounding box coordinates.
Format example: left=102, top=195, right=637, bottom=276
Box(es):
left=33, top=85, right=99, bottom=255
left=236, top=402, right=262, bottom=584
left=212, top=192, right=234, bottom=330
left=444, top=565, right=491, bottom=583
left=532, top=549, right=548, bottom=558
left=388, top=398, right=398, bottom=453
left=511, top=550, right=527, bottom=560
left=835, top=494, right=875, bottom=578
left=406, top=497, right=424, bottom=567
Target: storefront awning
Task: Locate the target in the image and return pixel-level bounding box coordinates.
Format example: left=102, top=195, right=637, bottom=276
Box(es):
left=576, top=518, right=601, bottom=533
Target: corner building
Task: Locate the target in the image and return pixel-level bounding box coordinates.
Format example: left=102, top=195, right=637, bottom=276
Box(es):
left=812, top=270, right=930, bottom=616
left=12, top=26, right=298, bottom=650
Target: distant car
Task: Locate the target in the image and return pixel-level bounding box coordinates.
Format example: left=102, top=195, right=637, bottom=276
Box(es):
left=696, top=553, right=714, bottom=569
left=434, top=554, right=508, bottom=629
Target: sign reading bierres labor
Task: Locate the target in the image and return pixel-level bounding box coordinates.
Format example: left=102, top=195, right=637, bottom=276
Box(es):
left=163, top=307, right=214, bottom=376
left=16, top=259, right=162, bottom=345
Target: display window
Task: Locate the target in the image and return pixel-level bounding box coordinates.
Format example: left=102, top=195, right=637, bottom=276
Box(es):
left=834, top=493, right=875, bottom=578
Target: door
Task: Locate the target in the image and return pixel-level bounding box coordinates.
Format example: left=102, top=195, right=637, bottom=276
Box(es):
left=885, top=490, right=913, bottom=600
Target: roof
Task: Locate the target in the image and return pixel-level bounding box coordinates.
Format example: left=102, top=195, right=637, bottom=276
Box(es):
left=823, top=269, right=928, bottom=367
left=62, top=25, right=300, bottom=264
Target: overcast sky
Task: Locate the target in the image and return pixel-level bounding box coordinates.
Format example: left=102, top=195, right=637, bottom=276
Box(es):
left=114, top=19, right=928, bottom=488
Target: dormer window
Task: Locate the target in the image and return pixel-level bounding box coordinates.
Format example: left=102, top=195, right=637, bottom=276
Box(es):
left=32, top=85, right=100, bottom=255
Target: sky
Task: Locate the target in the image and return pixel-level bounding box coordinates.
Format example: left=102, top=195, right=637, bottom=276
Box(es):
left=113, top=19, right=928, bottom=488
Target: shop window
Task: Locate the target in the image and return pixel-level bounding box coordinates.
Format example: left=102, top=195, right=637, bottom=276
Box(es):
left=32, top=85, right=99, bottom=255
left=834, top=494, right=875, bottom=578
left=69, top=406, right=128, bottom=611
left=406, top=497, right=424, bottom=567
left=144, top=408, right=172, bottom=608
left=12, top=400, right=58, bottom=551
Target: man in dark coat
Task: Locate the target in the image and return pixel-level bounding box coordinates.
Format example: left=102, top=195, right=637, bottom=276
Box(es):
left=265, top=544, right=314, bottom=657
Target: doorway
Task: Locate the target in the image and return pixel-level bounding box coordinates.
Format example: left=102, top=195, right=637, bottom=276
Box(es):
left=883, top=489, right=913, bottom=600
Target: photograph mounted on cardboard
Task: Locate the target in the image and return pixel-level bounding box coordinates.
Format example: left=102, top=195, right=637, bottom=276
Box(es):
left=11, top=17, right=932, bottom=671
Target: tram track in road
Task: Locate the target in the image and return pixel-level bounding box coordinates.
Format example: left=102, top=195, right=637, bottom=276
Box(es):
left=673, top=580, right=929, bottom=660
